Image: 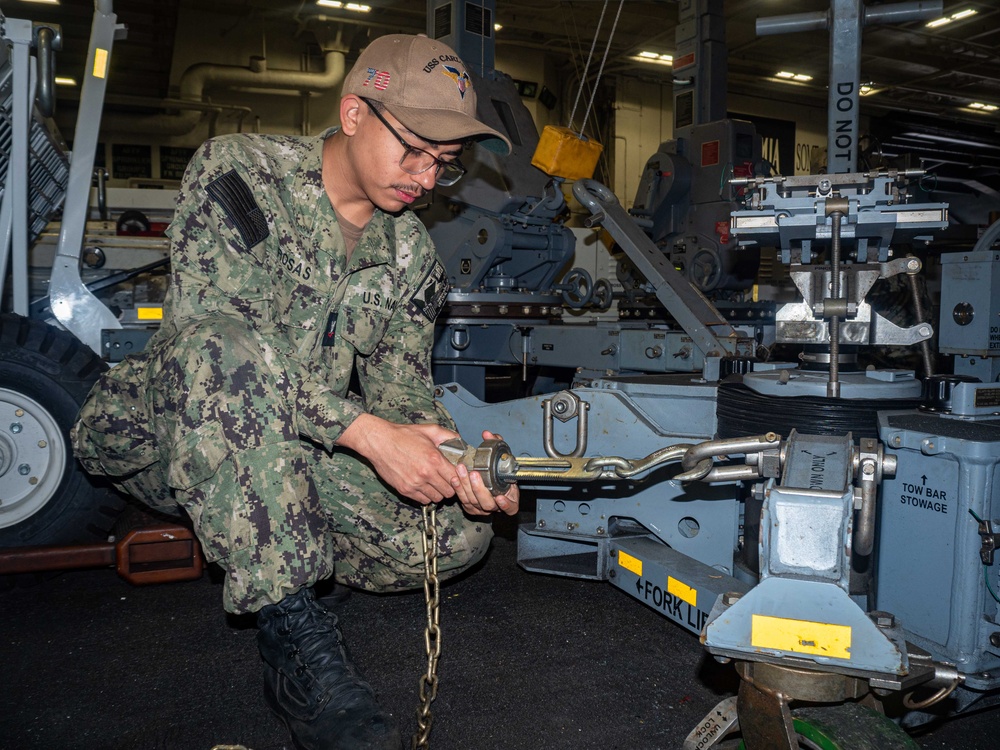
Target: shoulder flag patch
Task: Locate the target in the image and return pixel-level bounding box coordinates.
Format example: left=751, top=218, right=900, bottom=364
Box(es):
left=206, top=169, right=269, bottom=251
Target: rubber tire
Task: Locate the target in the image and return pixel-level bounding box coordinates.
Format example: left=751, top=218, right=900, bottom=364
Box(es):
left=0, top=314, right=125, bottom=545
left=735, top=702, right=920, bottom=749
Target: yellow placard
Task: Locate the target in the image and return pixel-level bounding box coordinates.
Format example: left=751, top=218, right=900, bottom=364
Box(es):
left=93, top=48, right=109, bottom=79
left=617, top=550, right=642, bottom=577
left=751, top=614, right=852, bottom=659
left=667, top=577, right=697, bottom=608
left=136, top=307, right=163, bottom=321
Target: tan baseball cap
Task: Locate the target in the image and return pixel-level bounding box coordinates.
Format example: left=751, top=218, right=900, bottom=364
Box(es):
left=342, top=34, right=512, bottom=155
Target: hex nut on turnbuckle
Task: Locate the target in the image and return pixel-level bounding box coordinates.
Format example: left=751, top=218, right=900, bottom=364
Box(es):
left=437, top=437, right=514, bottom=496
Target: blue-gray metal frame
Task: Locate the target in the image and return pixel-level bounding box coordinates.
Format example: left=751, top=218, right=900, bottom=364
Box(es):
left=877, top=408, right=1000, bottom=692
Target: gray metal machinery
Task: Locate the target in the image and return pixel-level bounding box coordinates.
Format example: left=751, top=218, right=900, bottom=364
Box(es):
left=435, top=0, right=1000, bottom=745
left=0, top=2, right=128, bottom=546
left=628, top=0, right=763, bottom=295
left=422, top=0, right=757, bottom=403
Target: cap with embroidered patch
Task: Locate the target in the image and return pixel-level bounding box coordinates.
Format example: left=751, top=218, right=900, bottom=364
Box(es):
left=341, top=34, right=512, bottom=155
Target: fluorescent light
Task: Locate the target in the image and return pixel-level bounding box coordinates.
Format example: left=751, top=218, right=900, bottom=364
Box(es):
left=633, top=51, right=673, bottom=66
left=22, top=0, right=60, bottom=5
left=969, top=102, right=998, bottom=112
left=494, top=23, right=502, bottom=31
left=926, top=8, right=977, bottom=27
left=317, top=0, right=371, bottom=9
left=54, top=76, right=76, bottom=86
left=775, top=70, right=811, bottom=82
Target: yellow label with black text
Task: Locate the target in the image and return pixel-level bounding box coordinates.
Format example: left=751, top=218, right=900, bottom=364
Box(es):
left=618, top=550, right=642, bottom=577
left=751, top=614, right=852, bottom=659
left=667, top=577, right=697, bottom=608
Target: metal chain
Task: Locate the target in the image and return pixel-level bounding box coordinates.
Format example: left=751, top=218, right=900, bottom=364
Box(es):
left=411, top=503, right=441, bottom=750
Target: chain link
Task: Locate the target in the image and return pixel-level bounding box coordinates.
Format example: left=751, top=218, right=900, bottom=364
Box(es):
left=411, top=503, right=441, bottom=750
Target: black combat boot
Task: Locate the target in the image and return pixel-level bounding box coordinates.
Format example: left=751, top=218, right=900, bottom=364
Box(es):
left=257, top=587, right=402, bottom=750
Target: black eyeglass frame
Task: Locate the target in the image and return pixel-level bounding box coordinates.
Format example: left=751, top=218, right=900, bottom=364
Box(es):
left=362, top=99, right=466, bottom=187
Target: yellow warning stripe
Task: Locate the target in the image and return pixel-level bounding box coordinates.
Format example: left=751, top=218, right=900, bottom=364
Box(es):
left=618, top=550, right=642, bottom=577
left=667, top=577, right=697, bottom=608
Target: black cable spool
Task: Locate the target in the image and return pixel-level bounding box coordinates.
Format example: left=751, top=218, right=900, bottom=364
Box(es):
left=716, top=379, right=924, bottom=442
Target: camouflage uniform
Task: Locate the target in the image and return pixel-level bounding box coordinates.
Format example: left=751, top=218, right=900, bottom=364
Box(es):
left=72, top=131, right=492, bottom=614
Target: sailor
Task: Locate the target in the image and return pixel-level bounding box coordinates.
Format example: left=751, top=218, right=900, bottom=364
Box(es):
left=73, top=33, right=518, bottom=750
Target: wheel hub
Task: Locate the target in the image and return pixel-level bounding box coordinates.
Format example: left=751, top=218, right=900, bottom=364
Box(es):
left=0, top=388, right=67, bottom=529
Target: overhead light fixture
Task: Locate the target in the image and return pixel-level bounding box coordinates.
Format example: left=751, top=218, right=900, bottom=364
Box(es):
left=968, top=101, right=999, bottom=112
left=316, top=0, right=371, bottom=11
left=633, top=51, right=673, bottom=66
left=926, top=7, right=977, bottom=28
left=494, top=23, right=502, bottom=31
left=54, top=76, right=76, bottom=86
left=859, top=83, right=880, bottom=96
left=22, top=0, right=60, bottom=5
left=775, top=70, right=812, bottom=82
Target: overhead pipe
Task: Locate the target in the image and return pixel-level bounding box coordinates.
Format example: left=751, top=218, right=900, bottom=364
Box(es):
left=100, top=49, right=346, bottom=136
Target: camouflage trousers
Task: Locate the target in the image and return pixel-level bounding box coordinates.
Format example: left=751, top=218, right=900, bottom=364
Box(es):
left=76, top=318, right=493, bottom=614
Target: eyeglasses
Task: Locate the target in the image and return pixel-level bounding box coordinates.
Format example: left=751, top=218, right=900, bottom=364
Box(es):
left=363, top=99, right=466, bottom=187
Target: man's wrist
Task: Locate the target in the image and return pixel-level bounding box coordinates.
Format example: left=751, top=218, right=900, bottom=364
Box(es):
left=336, top=413, right=384, bottom=456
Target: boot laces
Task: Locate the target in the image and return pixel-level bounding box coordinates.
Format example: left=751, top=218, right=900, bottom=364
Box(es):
left=282, top=603, right=375, bottom=709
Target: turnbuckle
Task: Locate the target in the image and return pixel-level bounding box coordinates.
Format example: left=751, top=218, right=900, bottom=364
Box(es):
left=437, top=436, right=770, bottom=490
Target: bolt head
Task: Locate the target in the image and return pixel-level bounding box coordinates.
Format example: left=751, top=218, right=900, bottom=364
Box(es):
left=869, top=611, right=896, bottom=629
left=10, top=423, right=22, bottom=434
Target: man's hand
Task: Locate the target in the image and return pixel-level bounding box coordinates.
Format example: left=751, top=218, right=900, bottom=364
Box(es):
left=337, top=414, right=462, bottom=505
left=450, top=431, right=520, bottom=517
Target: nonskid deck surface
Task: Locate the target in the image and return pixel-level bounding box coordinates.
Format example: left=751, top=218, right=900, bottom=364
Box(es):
left=0, top=510, right=993, bottom=750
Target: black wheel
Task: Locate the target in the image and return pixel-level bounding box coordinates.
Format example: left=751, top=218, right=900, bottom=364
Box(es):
left=0, top=314, right=124, bottom=545
left=592, top=277, right=614, bottom=311
left=116, top=209, right=151, bottom=234
left=736, top=703, right=920, bottom=749
left=560, top=267, right=593, bottom=309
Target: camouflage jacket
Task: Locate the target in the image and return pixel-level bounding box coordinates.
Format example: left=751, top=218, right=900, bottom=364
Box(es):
left=80, top=130, right=451, bottom=467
